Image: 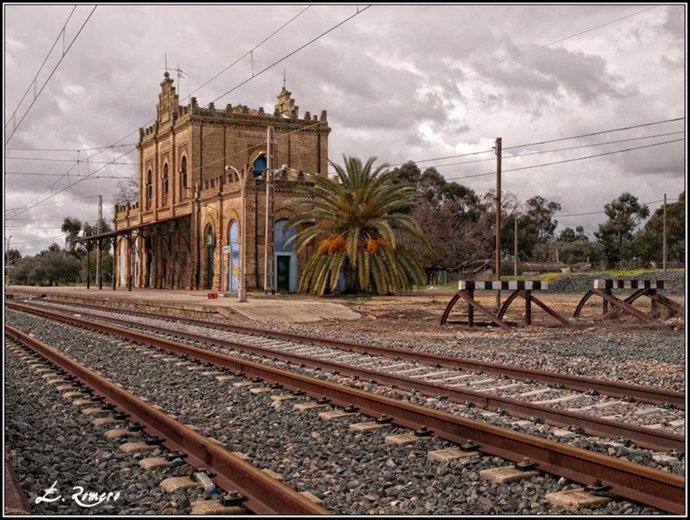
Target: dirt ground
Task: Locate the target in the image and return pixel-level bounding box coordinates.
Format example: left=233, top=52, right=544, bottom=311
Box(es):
left=311, top=290, right=685, bottom=341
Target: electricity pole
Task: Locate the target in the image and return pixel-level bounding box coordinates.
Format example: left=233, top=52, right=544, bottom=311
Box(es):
left=97, top=195, right=102, bottom=289
left=662, top=193, right=667, bottom=271
left=514, top=217, right=518, bottom=276
left=263, top=126, right=274, bottom=294
left=494, top=137, right=502, bottom=310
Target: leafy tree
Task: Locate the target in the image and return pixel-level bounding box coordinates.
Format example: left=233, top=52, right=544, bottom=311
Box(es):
left=6, top=248, right=22, bottom=265
left=61, top=217, right=83, bottom=255
left=558, top=226, right=589, bottom=242
left=641, top=191, right=685, bottom=263
left=286, top=156, right=429, bottom=295
left=524, top=195, right=561, bottom=242
left=594, top=193, right=650, bottom=265
left=9, top=245, right=80, bottom=286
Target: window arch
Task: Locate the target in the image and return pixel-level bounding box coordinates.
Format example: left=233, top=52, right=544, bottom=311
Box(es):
left=162, top=163, right=169, bottom=205
left=146, top=169, right=153, bottom=209
left=180, top=155, right=188, bottom=198
left=227, top=221, right=239, bottom=291
left=252, top=154, right=267, bottom=177
left=274, top=218, right=296, bottom=252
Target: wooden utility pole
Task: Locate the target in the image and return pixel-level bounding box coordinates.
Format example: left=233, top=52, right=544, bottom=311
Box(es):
left=495, top=137, right=502, bottom=310
left=514, top=217, right=518, bottom=276
left=662, top=193, right=667, bottom=271
left=97, top=195, right=102, bottom=289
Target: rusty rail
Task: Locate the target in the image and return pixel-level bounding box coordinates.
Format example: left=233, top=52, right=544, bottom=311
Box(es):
left=5, top=314, right=685, bottom=514
left=13, top=302, right=682, bottom=452
left=5, top=325, right=328, bottom=516
left=10, top=301, right=684, bottom=410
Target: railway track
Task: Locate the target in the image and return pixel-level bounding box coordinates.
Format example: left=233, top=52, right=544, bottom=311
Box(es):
left=9, top=301, right=685, bottom=453
left=5, top=328, right=327, bottom=515
left=25, top=298, right=684, bottom=408
left=5, top=313, right=685, bottom=514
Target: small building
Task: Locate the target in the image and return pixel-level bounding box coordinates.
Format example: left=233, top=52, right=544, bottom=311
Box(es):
left=102, top=73, right=330, bottom=292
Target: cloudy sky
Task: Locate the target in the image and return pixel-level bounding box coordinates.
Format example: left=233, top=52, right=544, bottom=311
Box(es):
left=4, top=3, right=686, bottom=255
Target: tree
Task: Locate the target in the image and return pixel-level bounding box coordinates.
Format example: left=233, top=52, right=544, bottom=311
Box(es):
left=7, top=248, right=22, bottom=265
left=524, top=195, right=561, bottom=242
left=286, top=156, right=429, bottom=295
left=114, top=173, right=139, bottom=205
left=558, top=226, right=588, bottom=242
left=595, top=193, right=650, bottom=265
left=61, top=217, right=83, bottom=255
left=641, top=191, right=685, bottom=263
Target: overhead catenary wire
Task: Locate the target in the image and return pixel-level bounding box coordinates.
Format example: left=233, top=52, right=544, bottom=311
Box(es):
left=443, top=138, right=685, bottom=183
left=5, top=5, right=98, bottom=144
left=6, top=6, right=369, bottom=217
left=4, top=5, right=78, bottom=129
left=458, top=5, right=659, bottom=80
left=5, top=143, right=137, bottom=152
left=429, top=131, right=685, bottom=169
left=556, top=197, right=682, bottom=218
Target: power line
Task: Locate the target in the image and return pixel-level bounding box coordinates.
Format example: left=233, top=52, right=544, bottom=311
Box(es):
left=5, top=5, right=98, bottom=144
left=460, top=5, right=659, bottom=80
left=6, top=7, right=364, bottom=215
left=210, top=5, right=372, bottom=105
left=504, top=117, right=684, bottom=151
left=5, top=143, right=137, bottom=152
left=4, top=6, right=77, bottom=128
left=5, top=172, right=128, bottom=179
left=444, top=138, right=685, bottom=182
left=5, top=194, right=100, bottom=215
left=186, top=5, right=312, bottom=102
left=432, top=131, right=685, bottom=170
left=556, top=197, right=681, bottom=218
left=6, top=156, right=136, bottom=165
left=10, top=235, right=65, bottom=247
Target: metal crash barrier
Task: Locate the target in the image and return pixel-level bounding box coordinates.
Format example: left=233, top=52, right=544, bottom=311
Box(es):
left=574, top=279, right=682, bottom=328
left=440, top=280, right=572, bottom=330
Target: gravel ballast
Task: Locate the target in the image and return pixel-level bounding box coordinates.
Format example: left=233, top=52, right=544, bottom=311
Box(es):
left=6, top=310, right=678, bottom=515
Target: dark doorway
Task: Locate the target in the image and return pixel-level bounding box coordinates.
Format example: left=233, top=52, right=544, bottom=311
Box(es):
left=276, top=255, right=290, bottom=292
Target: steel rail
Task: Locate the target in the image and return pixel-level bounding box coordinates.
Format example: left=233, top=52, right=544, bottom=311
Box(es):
left=9, top=302, right=684, bottom=453
left=4, top=325, right=329, bottom=516
left=5, top=310, right=684, bottom=513
left=24, top=298, right=685, bottom=409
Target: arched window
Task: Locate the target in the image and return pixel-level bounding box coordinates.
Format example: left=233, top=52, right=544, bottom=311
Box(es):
left=273, top=218, right=297, bottom=293
left=228, top=221, right=239, bottom=291
left=274, top=219, right=296, bottom=252
left=180, top=156, right=188, bottom=198
left=162, top=163, right=169, bottom=205
left=146, top=169, right=153, bottom=209
left=252, top=155, right=267, bottom=177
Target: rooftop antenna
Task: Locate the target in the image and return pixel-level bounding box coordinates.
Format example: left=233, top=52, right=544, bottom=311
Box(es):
left=171, top=64, right=187, bottom=98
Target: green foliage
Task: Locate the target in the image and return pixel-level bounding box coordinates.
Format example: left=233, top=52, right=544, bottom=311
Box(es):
left=524, top=195, right=561, bottom=242
left=287, top=155, right=429, bottom=295
left=10, top=244, right=81, bottom=286
left=558, top=226, right=589, bottom=242
left=594, top=193, right=650, bottom=265
left=641, top=191, right=684, bottom=263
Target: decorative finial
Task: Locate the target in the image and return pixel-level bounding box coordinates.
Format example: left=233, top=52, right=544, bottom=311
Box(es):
left=283, top=68, right=286, bottom=90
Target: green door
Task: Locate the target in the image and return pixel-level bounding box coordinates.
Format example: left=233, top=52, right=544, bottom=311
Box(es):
left=276, top=255, right=290, bottom=292
left=206, top=228, right=215, bottom=289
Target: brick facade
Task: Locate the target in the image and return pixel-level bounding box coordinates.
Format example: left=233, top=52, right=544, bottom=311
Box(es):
left=113, top=73, right=329, bottom=291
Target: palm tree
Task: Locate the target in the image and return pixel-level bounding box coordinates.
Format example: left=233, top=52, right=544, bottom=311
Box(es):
left=286, top=155, right=430, bottom=295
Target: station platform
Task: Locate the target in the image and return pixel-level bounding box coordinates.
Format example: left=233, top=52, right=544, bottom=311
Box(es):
left=5, top=286, right=361, bottom=324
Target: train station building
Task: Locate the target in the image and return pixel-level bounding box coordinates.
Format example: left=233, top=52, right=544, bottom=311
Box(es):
left=99, top=73, right=330, bottom=292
